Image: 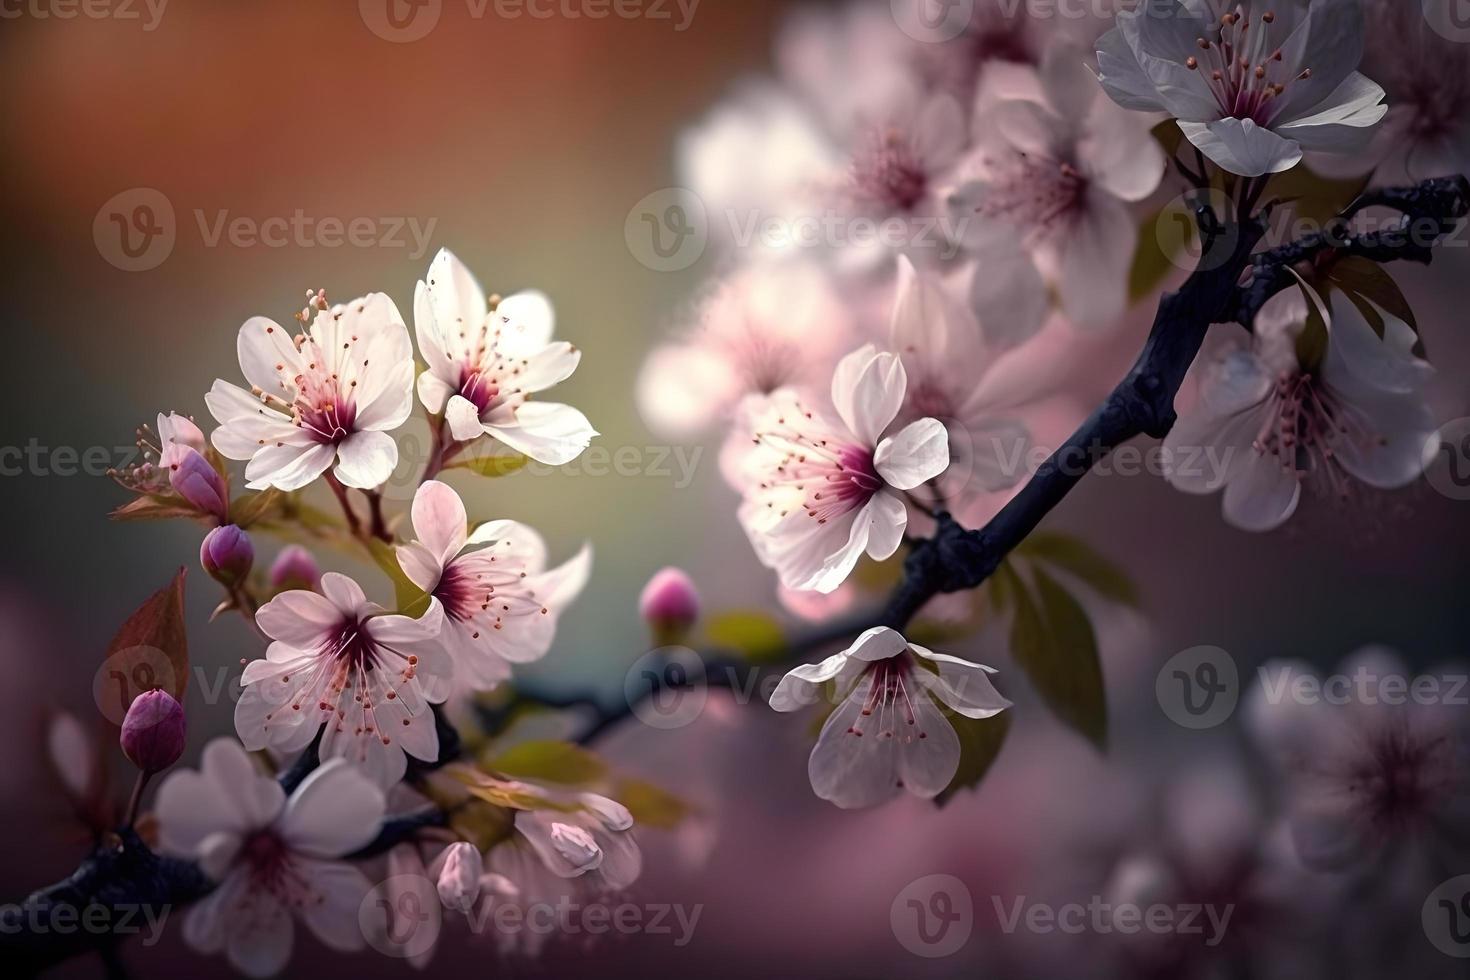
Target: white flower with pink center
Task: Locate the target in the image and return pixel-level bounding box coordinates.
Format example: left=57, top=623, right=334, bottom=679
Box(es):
left=154, top=739, right=386, bottom=978
left=770, top=627, right=1010, bottom=809
left=235, top=572, right=450, bottom=788
left=949, top=44, right=1165, bottom=333
left=1095, top=0, right=1388, bottom=177
left=1162, top=288, right=1438, bottom=532
left=207, top=292, right=415, bottom=491
left=395, top=480, right=591, bottom=691
left=736, top=344, right=951, bottom=594
left=414, top=248, right=596, bottom=466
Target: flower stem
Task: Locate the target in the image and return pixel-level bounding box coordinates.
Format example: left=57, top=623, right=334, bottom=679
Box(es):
left=123, top=770, right=152, bottom=829
left=324, top=471, right=364, bottom=538
left=364, top=489, right=391, bottom=542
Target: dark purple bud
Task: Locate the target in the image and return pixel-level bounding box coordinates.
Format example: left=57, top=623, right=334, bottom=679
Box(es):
left=170, top=448, right=229, bottom=521
left=640, top=567, right=700, bottom=643
left=120, top=689, right=186, bottom=775
left=269, top=545, right=321, bottom=593
left=201, top=524, right=254, bottom=586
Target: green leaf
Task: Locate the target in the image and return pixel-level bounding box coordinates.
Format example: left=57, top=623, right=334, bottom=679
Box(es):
left=1295, top=280, right=1330, bottom=371
left=1266, top=164, right=1372, bottom=227
left=1000, top=563, right=1107, bottom=750
left=1016, top=532, right=1141, bottom=607
left=488, top=740, right=607, bottom=785
left=613, top=778, right=692, bottom=830
left=937, top=711, right=1010, bottom=806
left=452, top=451, right=531, bottom=478
left=1326, top=256, right=1426, bottom=357
left=367, top=538, right=431, bottom=616
left=100, top=568, right=189, bottom=723
left=704, top=610, right=787, bottom=663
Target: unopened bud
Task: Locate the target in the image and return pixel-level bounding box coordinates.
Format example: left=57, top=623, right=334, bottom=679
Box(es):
left=170, top=448, right=229, bottom=521
left=269, top=545, right=321, bottom=593
left=120, top=689, right=186, bottom=775
left=436, top=841, right=483, bottom=912
left=639, top=567, right=700, bottom=644
left=201, top=525, right=254, bottom=586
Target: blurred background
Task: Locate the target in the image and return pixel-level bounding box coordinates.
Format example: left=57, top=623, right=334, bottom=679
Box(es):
left=2, top=1, right=1469, bottom=977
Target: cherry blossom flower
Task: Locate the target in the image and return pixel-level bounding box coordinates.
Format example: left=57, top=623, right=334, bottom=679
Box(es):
left=1162, top=289, right=1438, bottom=531
left=395, top=480, right=591, bottom=692
left=414, top=248, right=595, bottom=466
left=154, top=739, right=386, bottom=978
left=207, top=292, right=414, bottom=491
left=636, top=261, right=853, bottom=440
left=949, top=45, right=1165, bottom=331
left=1246, top=648, right=1470, bottom=875
left=235, top=572, right=450, bottom=787
left=1095, top=0, right=1388, bottom=177
left=735, top=344, right=951, bottom=593
left=110, top=412, right=207, bottom=496
left=769, top=626, right=1010, bottom=809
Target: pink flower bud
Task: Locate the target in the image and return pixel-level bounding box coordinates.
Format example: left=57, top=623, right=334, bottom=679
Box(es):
left=120, top=689, right=186, bottom=775
left=639, top=567, right=700, bottom=643
left=156, top=412, right=206, bottom=468
left=436, top=841, right=482, bottom=911
left=201, top=525, right=254, bottom=586
left=269, top=545, right=321, bottom=593
left=169, top=448, right=229, bottom=521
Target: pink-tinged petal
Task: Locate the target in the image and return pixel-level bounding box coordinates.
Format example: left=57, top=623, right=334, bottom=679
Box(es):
left=863, top=491, right=907, bottom=563
left=875, top=417, right=949, bottom=490
left=417, top=370, right=455, bottom=415
left=829, top=344, right=877, bottom=440
left=155, top=739, right=285, bottom=857
left=1094, top=25, right=1169, bottom=113
left=396, top=541, right=443, bottom=594
left=636, top=342, right=743, bottom=441
left=278, top=758, right=386, bottom=858
left=1058, top=187, right=1137, bottom=330
left=464, top=519, right=549, bottom=570
left=333, top=430, right=398, bottom=490
left=318, top=711, right=408, bottom=788
left=297, top=859, right=374, bottom=952
left=256, top=589, right=341, bottom=645
left=366, top=599, right=444, bottom=647
left=494, top=289, right=556, bottom=357
left=807, top=676, right=903, bottom=809
left=444, top=394, right=486, bottom=442
left=538, top=542, right=593, bottom=609
left=319, top=572, right=369, bottom=617
left=833, top=347, right=906, bottom=446
left=1180, top=118, right=1302, bottom=178
left=994, top=99, right=1070, bottom=158
left=182, top=869, right=244, bottom=953
left=845, top=626, right=910, bottom=663
left=244, top=443, right=336, bottom=492
left=516, top=342, right=581, bottom=394
left=590, top=824, right=642, bottom=890
left=225, top=894, right=293, bottom=979
left=236, top=316, right=301, bottom=395
left=411, top=480, right=468, bottom=566
left=484, top=402, right=596, bottom=465
left=896, top=695, right=961, bottom=799
left=769, top=651, right=855, bottom=711
left=1222, top=452, right=1302, bottom=532
left=413, top=277, right=457, bottom=382
left=234, top=677, right=314, bottom=754
left=1089, top=100, right=1167, bottom=202
left=353, top=360, right=415, bottom=432
left=422, top=248, right=488, bottom=357
left=910, top=645, right=1011, bottom=718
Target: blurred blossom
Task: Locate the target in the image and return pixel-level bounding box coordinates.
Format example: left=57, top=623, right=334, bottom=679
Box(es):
left=154, top=740, right=386, bottom=978
left=1246, top=647, right=1470, bottom=877
left=769, top=626, right=1009, bottom=808
left=436, top=841, right=483, bottom=912
left=111, top=412, right=208, bottom=497
left=734, top=345, right=950, bottom=593
left=200, top=524, right=254, bottom=587
left=1162, top=288, right=1437, bottom=532
left=639, top=566, right=700, bottom=644
left=950, top=45, right=1165, bottom=332
left=637, top=261, right=853, bottom=439
left=778, top=581, right=860, bottom=622
left=396, top=481, right=591, bottom=693
left=414, top=249, right=596, bottom=466
left=46, top=711, right=95, bottom=801
left=1095, top=0, right=1387, bottom=177
left=120, top=689, right=186, bottom=775
left=267, top=544, right=320, bottom=593
left=207, top=291, right=416, bottom=491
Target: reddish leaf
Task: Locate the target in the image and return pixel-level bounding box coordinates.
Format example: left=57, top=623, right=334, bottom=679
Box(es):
left=99, top=569, right=189, bottom=723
